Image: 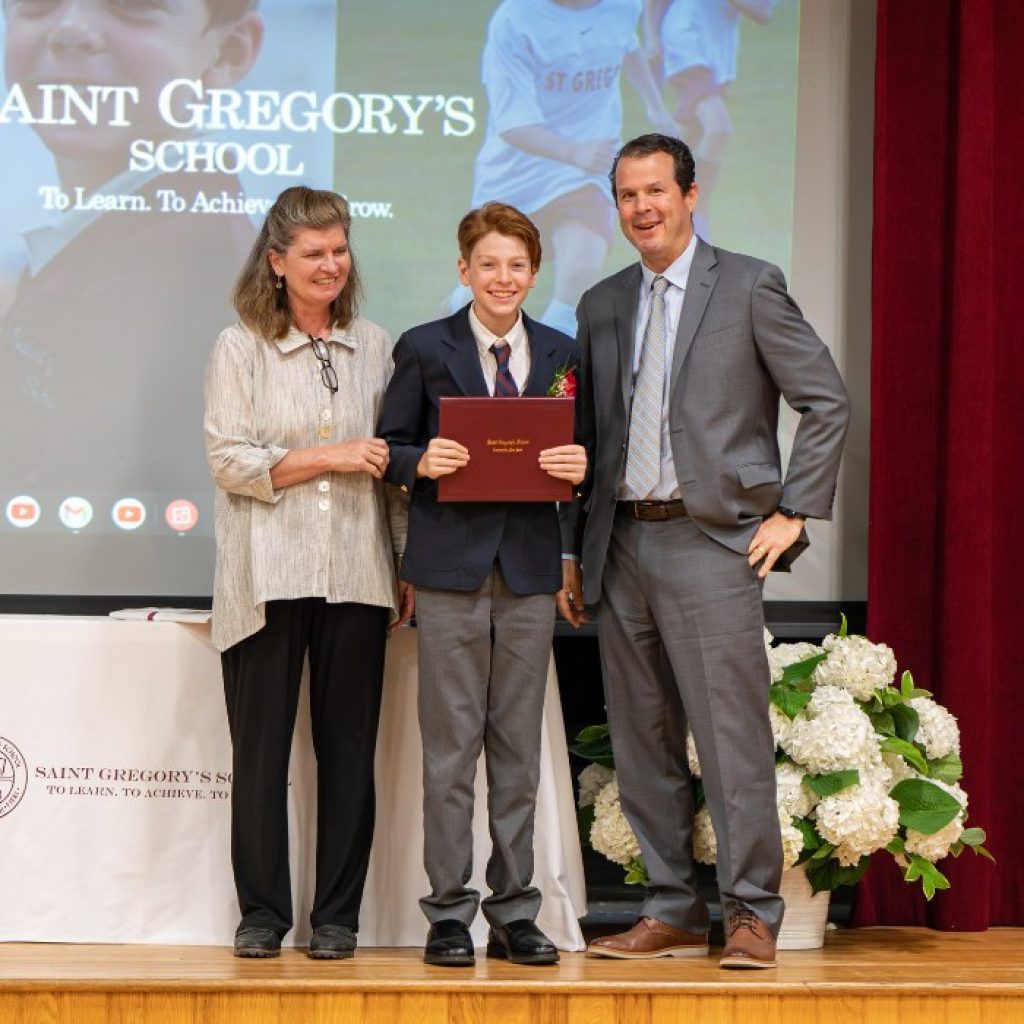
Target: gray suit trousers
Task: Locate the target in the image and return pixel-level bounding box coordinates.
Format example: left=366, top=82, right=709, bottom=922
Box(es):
left=599, top=510, right=784, bottom=935
left=415, top=565, right=554, bottom=927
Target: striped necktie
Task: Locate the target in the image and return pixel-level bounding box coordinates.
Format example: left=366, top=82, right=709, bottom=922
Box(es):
left=624, top=275, right=669, bottom=497
left=490, top=342, right=518, bottom=396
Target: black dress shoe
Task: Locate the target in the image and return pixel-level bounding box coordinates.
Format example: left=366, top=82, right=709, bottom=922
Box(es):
left=486, top=919, right=559, bottom=965
left=424, top=919, right=475, bottom=966
left=234, top=926, right=281, bottom=958
left=308, top=923, right=357, bottom=960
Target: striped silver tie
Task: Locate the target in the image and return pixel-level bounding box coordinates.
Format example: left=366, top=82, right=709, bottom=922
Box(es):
left=625, top=275, right=669, bottom=498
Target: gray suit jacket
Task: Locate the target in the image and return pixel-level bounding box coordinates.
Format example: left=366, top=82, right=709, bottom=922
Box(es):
left=563, top=239, right=850, bottom=606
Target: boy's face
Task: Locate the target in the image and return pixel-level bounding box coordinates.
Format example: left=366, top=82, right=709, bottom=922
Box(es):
left=458, top=231, right=538, bottom=336
left=4, top=0, right=257, bottom=160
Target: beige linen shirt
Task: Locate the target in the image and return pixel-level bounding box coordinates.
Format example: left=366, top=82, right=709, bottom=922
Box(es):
left=204, top=318, right=407, bottom=652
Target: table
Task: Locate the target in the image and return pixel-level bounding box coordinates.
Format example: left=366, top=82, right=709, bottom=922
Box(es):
left=0, top=616, right=586, bottom=949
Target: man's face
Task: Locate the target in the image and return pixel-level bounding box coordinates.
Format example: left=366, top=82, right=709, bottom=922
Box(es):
left=458, top=231, right=537, bottom=336
left=3, top=0, right=244, bottom=159
left=614, top=151, right=698, bottom=272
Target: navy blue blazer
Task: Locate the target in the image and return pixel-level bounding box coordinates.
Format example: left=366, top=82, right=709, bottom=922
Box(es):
left=377, top=305, right=578, bottom=595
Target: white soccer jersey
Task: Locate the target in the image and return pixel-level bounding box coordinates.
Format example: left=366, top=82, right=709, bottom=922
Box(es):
left=661, top=0, right=777, bottom=85
left=471, top=0, right=642, bottom=213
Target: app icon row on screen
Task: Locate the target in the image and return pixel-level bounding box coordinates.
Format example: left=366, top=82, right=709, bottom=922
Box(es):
left=5, top=497, right=199, bottom=532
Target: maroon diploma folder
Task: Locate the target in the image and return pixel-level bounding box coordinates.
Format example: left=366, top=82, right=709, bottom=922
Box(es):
left=437, top=396, right=574, bottom=502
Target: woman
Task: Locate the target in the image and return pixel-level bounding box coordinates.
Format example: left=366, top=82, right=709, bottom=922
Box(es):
left=204, top=186, right=411, bottom=960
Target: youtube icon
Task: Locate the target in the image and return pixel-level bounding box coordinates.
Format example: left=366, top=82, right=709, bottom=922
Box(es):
left=6, top=496, right=40, bottom=528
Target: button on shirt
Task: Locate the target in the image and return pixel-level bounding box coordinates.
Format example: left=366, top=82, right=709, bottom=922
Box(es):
left=204, top=319, right=408, bottom=652
left=469, top=304, right=530, bottom=395
left=620, top=233, right=698, bottom=500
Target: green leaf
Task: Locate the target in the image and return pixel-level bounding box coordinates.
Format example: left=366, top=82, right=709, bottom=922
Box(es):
left=770, top=684, right=812, bottom=720
left=804, top=769, right=860, bottom=797
left=811, top=841, right=836, bottom=861
left=904, top=854, right=950, bottom=900
left=804, top=857, right=839, bottom=893
left=926, top=752, right=964, bottom=785
left=891, top=778, right=962, bottom=834
left=576, top=804, right=595, bottom=850
left=880, top=736, right=928, bottom=774
left=692, top=778, right=706, bottom=811
left=879, top=687, right=906, bottom=709
left=972, top=845, right=996, bottom=863
left=835, top=857, right=872, bottom=887
left=838, top=612, right=848, bottom=637
left=899, top=671, right=932, bottom=699
left=960, top=827, right=986, bottom=847
left=871, top=710, right=896, bottom=737
left=886, top=835, right=905, bottom=855
left=624, top=856, right=649, bottom=886
left=889, top=703, right=920, bottom=744
left=570, top=724, right=614, bottom=767
left=793, top=816, right=821, bottom=851
left=780, top=652, right=828, bottom=686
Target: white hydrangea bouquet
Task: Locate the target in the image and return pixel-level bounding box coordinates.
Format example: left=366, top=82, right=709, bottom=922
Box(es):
left=572, top=618, right=991, bottom=898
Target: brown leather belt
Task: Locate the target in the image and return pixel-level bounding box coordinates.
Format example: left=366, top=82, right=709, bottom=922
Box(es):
left=618, top=499, right=687, bottom=521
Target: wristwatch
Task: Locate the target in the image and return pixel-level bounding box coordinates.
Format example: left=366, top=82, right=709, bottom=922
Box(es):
left=776, top=505, right=806, bottom=521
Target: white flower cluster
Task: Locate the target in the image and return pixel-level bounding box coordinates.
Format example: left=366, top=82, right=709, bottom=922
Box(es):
left=769, top=703, right=794, bottom=748
left=577, top=763, right=614, bottom=809
left=686, top=729, right=701, bottom=778
left=767, top=641, right=823, bottom=683
left=783, top=686, right=879, bottom=775
left=693, top=806, right=717, bottom=864
left=813, top=781, right=900, bottom=866
left=775, top=760, right=818, bottom=819
left=589, top=779, right=641, bottom=866
left=779, top=808, right=805, bottom=869
left=908, top=697, right=961, bottom=759
left=814, top=634, right=897, bottom=700
left=904, top=780, right=968, bottom=862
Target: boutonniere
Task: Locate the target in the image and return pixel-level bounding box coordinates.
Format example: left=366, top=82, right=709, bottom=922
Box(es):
left=547, top=362, right=577, bottom=397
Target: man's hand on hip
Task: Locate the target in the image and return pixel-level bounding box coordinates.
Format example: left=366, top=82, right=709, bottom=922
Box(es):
left=748, top=512, right=805, bottom=578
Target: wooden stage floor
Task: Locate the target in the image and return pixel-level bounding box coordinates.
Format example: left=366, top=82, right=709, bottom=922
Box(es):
left=2, top=928, right=1023, bottom=1023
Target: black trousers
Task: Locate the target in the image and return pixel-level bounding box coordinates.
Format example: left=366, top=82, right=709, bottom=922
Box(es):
left=220, top=598, right=388, bottom=935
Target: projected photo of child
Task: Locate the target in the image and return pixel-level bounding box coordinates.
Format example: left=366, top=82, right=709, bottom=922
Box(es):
left=0, top=0, right=332, bottom=522
left=461, top=0, right=678, bottom=337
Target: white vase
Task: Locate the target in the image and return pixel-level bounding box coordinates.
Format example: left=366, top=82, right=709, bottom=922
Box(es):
left=777, top=864, right=831, bottom=950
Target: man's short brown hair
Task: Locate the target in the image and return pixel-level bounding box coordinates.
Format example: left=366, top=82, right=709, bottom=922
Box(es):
left=457, top=202, right=542, bottom=270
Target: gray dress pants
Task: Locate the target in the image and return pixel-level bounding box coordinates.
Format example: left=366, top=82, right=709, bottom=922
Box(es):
left=414, top=564, right=555, bottom=927
left=598, top=510, right=784, bottom=936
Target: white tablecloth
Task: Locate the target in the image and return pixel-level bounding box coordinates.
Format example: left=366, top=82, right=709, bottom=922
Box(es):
left=0, top=616, right=586, bottom=948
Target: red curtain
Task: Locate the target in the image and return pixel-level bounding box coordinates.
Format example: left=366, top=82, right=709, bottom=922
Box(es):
left=854, top=0, right=1024, bottom=928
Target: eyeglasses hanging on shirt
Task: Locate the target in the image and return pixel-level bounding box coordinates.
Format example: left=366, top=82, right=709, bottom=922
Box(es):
left=309, top=335, right=339, bottom=394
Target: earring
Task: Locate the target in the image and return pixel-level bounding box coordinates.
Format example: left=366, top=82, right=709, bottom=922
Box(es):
left=275, top=276, right=283, bottom=290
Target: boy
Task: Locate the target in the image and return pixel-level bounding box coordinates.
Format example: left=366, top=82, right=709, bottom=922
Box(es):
left=377, top=202, right=585, bottom=967
left=0, top=0, right=263, bottom=509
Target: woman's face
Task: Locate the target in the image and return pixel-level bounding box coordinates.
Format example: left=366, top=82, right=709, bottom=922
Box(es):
left=268, top=224, right=350, bottom=316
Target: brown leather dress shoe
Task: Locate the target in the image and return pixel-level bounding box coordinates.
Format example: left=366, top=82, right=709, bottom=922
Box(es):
left=720, top=909, right=777, bottom=969
left=587, top=917, right=709, bottom=959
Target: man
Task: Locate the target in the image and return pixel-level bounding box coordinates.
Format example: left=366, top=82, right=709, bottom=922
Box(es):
left=560, top=133, right=849, bottom=968
left=377, top=202, right=586, bottom=967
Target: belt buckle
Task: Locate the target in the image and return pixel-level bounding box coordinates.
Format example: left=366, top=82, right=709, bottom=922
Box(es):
left=636, top=501, right=664, bottom=521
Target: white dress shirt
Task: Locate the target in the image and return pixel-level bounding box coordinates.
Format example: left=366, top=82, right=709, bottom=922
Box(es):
left=469, top=303, right=531, bottom=395
left=620, top=232, right=698, bottom=500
